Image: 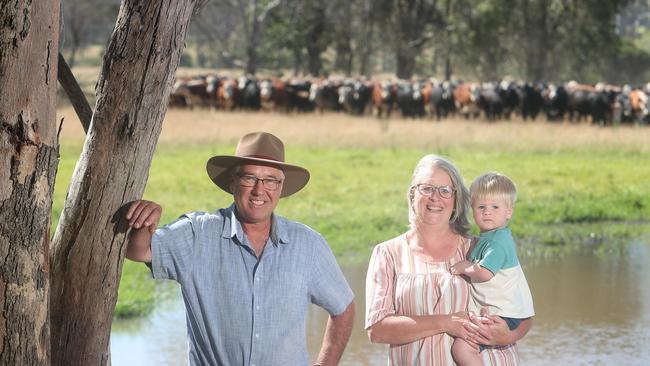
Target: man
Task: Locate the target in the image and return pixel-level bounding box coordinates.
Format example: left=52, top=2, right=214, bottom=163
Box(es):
left=125, top=131, right=355, bottom=365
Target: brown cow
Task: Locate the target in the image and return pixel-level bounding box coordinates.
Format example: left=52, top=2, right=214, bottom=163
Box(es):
left=453, top=82, right=481, bottom=118
left=171, top=76, right=211, bottom=109
left=168, top=76, right=191, bottom=108
left=420, top=80, right=433, bottom=118
left=371, top=80, right=395, bottom=118
left=628, top=89, right=648, bottom=124
left=167, top=93, right=188, bottom=108
left=216, top=78, right=241, bottom=110
left=260, top=78, right=290, bottom=112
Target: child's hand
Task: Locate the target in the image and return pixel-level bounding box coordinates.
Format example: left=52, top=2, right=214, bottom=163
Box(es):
left=450, top=260, right=473, bottom=275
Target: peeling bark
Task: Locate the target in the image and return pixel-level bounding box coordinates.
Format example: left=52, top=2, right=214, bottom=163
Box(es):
left=0, top=1, right=60, bottom=364
left=49, top=0, right=197, bottom=365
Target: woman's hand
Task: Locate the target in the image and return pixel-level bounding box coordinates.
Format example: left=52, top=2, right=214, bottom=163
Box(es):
left=466, top=312, right=507, bottom=346
left=446, top=312, right=478, bottom=345
left=446, top=312, right=469, bottom=338
left=465, top=310, right=531, bottom=346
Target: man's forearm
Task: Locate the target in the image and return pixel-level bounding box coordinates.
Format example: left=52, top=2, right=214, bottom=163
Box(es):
left=125, top=200, right=160, bottom=262
left=126, top=227, right=153, bottom=262
left=315, top=301, right=355, bottom=366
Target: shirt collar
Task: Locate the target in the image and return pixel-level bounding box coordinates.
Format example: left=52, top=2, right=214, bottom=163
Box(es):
left=221, top=203, right=289, bottom=245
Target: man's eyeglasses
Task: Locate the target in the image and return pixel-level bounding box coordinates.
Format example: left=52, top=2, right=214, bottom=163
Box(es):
left=414, top=184, right=455, bottom=199
left=237, top=174, right=283, bottom=191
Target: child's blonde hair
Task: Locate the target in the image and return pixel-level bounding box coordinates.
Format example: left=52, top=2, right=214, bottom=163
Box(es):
left=470, top=172, right=517, bottom=208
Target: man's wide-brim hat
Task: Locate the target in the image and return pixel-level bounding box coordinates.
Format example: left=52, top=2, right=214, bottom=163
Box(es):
left=206, top=131, right=310, bottom=197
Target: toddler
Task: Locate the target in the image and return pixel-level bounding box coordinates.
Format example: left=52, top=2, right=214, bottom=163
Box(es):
left=450, top=172, right=534, bottom=365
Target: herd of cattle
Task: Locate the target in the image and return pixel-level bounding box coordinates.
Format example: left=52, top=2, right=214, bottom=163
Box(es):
left=168, top=75, right=650, bottom=125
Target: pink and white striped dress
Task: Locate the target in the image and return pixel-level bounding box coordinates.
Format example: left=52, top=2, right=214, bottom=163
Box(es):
left=365, top=233, right=520, bottom=366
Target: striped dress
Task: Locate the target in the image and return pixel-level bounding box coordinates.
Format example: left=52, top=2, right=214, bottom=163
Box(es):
left=365, top=233, right=520, bottom=366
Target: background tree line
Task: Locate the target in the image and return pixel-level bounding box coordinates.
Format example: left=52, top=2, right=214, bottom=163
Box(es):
left=62, top=0, right=650, bottom=84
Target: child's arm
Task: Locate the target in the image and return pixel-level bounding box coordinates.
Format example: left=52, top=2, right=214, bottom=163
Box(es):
left=451, top=260, right=494, bottom=282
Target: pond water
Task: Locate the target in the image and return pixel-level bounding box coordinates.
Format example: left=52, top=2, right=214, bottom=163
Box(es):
left=110, top=236, right=650, bottom=365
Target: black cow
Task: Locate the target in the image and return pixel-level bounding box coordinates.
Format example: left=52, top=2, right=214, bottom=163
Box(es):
left=396, top=80, right=425, bottom=118
left=286, top=79, right=314, bottom=112
left=429, top=81, right=455, bottom=120
left=238, top=76, right=261, bottom=110
left=543, top=83, right=569, bottom=122
left=479, top=82, right=504, bottom=121
left=567, top=83, right=594, bottom=122
left=206, top=75, right=222, bottom=109
left=338, top=79, right=371, bottom=116
left=497, top=81, right=520, bottom=119
left=521, top=82, right=544, bottom=121
left=588, top=85, right=618, bottom=126
left=310, top=79, right=341, bottom=113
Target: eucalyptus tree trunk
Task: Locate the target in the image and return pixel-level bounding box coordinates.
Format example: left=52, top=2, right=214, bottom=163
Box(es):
left=393, top=0, right=438, bottom=79
left=306, top=3, right=328, bottom=77
left=444, top=0, right=453, bottom=81
left=359, top=0, right=375, bottom=77
left=0, top=1, right=59, bottom=364
left=49, top=0, right=197, bottom=364
left=396, top=44, right=418, bottom=79
left=246, top=0, right=260, bottom=75
left=333, top=1, right=353, bottom=75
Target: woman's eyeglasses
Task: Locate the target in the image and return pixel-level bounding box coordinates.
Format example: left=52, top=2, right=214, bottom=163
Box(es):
left=414, top=184, right=455, bottom=199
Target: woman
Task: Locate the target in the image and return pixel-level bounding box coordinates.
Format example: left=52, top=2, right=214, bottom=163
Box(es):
left=365, top=155, right=531, bottom=365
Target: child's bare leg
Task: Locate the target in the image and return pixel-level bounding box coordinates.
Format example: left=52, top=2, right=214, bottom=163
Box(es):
left=452, top=337, right=483, bottom=366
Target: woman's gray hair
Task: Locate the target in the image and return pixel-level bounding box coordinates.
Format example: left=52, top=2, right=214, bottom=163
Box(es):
left=407, top=155, right=471, bottom=236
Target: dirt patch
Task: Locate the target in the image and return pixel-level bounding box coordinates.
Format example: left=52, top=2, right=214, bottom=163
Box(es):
left=56, top=106, right=650, bottom=152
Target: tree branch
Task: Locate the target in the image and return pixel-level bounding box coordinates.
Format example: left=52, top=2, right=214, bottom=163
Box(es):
left=258, top=0, right=281, bottom=23
left=57, top=52, right=92, bottom=133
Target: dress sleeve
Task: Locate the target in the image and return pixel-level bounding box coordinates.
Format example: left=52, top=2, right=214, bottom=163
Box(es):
left=365, top=243, right=397, bottom=329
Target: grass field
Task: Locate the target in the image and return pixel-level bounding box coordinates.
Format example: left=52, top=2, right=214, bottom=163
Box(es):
left=54, top=106, right=650, bottom=316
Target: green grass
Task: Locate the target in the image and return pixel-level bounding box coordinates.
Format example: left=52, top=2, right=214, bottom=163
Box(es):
left=114, top=261, right=157, bottom=317
left=52, top=139, right=650, bottom=316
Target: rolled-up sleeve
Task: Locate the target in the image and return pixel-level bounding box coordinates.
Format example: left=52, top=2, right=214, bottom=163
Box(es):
left=365, top=243, right=396, bottom=329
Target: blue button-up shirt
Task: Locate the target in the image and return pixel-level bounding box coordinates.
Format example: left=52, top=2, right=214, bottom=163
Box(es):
left=151, top=204, right=354, bottom=365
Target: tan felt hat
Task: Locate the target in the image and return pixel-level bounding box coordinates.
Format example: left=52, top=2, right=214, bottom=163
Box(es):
left=206, top=131, right=310, bottom=197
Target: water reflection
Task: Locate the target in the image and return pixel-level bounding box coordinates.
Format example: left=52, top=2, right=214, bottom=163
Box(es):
left=110, top=238, right=650, bottom=365
left=111, top=293, right=187, bottom=365
left=518, top=239, right=650, bottom=365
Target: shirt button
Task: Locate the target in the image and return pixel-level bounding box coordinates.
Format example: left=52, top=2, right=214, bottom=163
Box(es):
left=255, top=333, right=259, bottom=338
left=256, top=306, right=260, bottom=310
